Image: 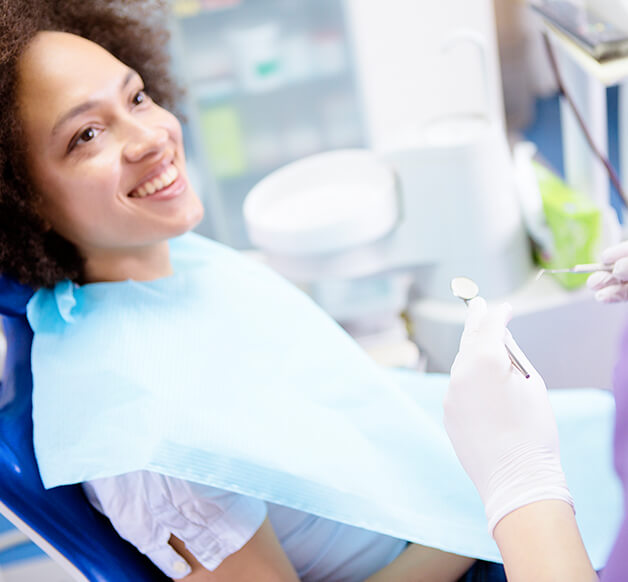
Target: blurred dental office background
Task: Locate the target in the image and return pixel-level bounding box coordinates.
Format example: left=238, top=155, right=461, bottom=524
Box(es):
left=172, top=0, right=628, bottom=392
left=3, top=0, right=628, bottom=578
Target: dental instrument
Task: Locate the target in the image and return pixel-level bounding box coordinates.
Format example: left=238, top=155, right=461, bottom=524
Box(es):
left=450, top=277, right=530, bottom=379
left=535, top=263, right=614, bottom=280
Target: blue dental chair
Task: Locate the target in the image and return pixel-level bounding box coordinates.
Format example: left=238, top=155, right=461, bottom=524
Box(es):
left=0, top=277, right=170, bottom=581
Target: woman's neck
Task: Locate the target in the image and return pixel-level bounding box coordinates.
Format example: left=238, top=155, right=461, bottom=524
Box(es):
left=82, top=241, right=173, bottom=283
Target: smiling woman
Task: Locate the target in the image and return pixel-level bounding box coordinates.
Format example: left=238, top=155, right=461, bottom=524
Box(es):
left=0, top=0, right=188, bottom=287
left=0, top=2, right=622, bottom=582
left=0, top=2, right=519, bottom=581
left=17, top=31, right=204, bottom=283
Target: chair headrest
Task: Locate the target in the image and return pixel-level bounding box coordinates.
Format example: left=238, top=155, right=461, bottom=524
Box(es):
left=0, top=277, right=34, bottom=318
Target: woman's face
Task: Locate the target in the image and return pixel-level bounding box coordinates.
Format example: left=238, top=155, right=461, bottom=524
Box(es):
left=17, top=31, right=204, bottom=280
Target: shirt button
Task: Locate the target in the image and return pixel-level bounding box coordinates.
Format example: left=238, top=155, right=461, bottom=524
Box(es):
left=173, top=560, right=188, bottom=574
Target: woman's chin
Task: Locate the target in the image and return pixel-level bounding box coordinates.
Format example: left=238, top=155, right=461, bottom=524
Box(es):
left=173, top=199, right=205, bottom=238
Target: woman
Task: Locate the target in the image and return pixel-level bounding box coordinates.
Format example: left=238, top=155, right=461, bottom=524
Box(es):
left=0, top=0, right=496, bottom=579
left=444, top=247, right=628, bottom=581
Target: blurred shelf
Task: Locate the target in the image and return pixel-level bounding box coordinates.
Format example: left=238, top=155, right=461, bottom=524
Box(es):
left=545, top=22, right=628, bottom=87
left=191, top=68, right=350, bottom=105
left=170, top=0, right=362, bottom=248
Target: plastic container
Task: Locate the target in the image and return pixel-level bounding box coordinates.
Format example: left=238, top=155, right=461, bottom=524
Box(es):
left=243, top=149, right=399, bottom=256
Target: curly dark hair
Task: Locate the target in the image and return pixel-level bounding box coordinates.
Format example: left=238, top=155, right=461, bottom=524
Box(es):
left=0, top=0, right=183, bottom=288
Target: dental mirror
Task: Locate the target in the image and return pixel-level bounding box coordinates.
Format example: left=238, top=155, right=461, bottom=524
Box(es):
left=450, top=277, right=479, bottom=304
left=450, top=276, right=530, bottom=379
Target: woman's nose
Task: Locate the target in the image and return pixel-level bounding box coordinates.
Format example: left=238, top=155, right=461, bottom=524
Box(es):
left=122, top=123, right=169, bottom=163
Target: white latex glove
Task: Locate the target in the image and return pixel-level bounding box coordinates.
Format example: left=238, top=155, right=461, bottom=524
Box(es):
left=443, top=297, right=573, bottom=535
left=587, top=240, right=628, bottom=302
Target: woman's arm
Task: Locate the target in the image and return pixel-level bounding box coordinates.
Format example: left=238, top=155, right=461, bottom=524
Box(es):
left=493, top=500, right=597, bottom=582
left=172, top=523, right=475, bottom=582
left=364, top=543, right=474, bottom=582
left=172, top=517, right=299, bottom=582
left=87, top=472, right=475, bottom=582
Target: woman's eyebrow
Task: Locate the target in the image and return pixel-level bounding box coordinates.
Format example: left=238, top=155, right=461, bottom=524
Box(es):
left=51, top=69, right=138, bottom=136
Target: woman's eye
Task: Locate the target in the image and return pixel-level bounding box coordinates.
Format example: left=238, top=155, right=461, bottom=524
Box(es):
left=68, top=127, right=98, bottom=152
left=132, top=90, right=146, bottom=106
left=78, top=128, right=96, bottom=143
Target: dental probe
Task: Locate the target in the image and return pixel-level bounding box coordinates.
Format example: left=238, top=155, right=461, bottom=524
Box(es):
left=450, top=277, right=530, bottom=379
left=535, top=263, right=614, bottom=280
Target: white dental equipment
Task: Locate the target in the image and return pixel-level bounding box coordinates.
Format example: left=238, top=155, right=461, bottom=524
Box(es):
left=244, top=30, right=532, bottom=298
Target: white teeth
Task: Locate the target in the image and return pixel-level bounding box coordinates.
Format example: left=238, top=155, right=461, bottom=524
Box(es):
left=167, top=166, right=179, bottom=182
left=130, top=164, right=179, bottom=198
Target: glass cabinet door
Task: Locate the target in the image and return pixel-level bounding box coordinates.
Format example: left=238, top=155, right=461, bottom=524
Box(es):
left=170, top=0, right=366, bottom=248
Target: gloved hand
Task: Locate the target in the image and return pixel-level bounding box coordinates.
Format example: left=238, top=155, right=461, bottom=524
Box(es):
left=443, top=297, right=573, bottom=535
left=587, top=240, right=628, bottom=302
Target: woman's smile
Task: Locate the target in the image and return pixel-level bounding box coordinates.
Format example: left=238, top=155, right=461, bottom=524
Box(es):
left=129, top=162, right=180, bottom=198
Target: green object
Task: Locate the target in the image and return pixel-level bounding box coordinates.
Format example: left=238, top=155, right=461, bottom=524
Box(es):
left=256, top=60, right=280, bottom=77
left=533, top=162, right=601, bottom=289
left=200, top=106, right=247, bottom=179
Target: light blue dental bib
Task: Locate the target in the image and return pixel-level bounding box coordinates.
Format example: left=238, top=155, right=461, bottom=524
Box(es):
left=28, top=233, right=621, bottom=567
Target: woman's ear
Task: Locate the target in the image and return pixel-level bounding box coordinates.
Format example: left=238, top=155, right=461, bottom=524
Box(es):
left=33, top=203, right=54, bottom=233
left=33, top=204, right=53, bottom=232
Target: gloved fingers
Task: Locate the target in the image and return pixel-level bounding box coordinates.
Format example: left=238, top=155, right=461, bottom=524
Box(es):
left=454, top=301, right=513, bottom=378
left=457, top=296, right=487, bottom=351
left=493, top=301, right=513, bottom=328
left=587, top=270, right=615, bottom=291
left=461, top=299, right=512, bottom=346
left=601, top=239, right=628, bottom=264
left=594, top=283, right=628, bottom=303
left=587, top=260, right=628, bottom=303
left=462, top=296, right=488, bottom=335
left=504, top=329, right=541, bottom=381
left=612, top=256, right=628, bottom=282
left=451, top=334, right=510, bottom=379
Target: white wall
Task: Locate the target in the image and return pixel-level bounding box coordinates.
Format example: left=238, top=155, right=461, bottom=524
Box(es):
left=343, top=0, right=505, bottom=148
